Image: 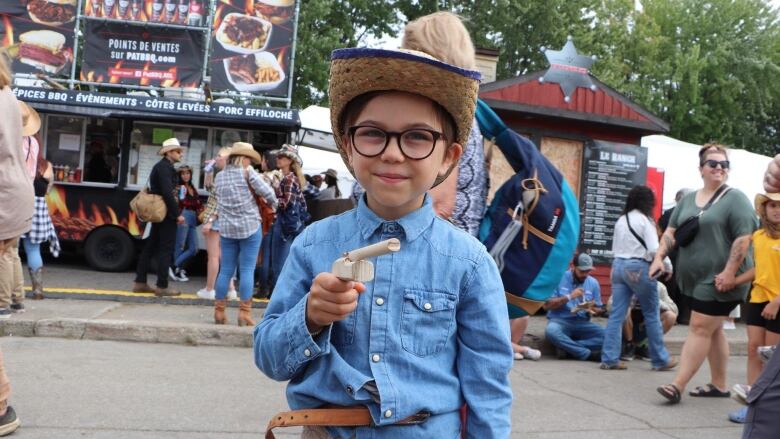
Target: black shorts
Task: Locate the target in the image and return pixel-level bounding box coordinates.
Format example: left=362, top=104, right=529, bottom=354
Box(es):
left=745, top=302, right=780, bottom=334
left=691, top=298, right=741, bottom=317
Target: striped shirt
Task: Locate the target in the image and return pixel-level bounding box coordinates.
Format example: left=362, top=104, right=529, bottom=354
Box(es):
left=215, top=165, right=277, bottom=239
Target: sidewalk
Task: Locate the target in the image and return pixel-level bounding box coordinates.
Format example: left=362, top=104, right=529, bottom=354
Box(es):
left=0, top=296, right=750, bottom=354
left=0, top=261, right=750, bottom=352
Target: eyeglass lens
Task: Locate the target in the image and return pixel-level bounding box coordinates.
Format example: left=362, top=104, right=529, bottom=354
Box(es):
left=350, top=126, right=440, bottom=160
left=704, top=160, right=730, bottom=169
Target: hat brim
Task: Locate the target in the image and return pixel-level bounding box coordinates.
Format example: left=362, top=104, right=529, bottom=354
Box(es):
left=329, top=48, right=480, bottom=187
left=277, top=150, right=302, bottom=167
left=158, top=145, right=184, bottom=155
left=755, top=193, right=780, bottom=213
left=231, top=148, right=262, bottom=165
left=19, top=102, right=41, bottom=137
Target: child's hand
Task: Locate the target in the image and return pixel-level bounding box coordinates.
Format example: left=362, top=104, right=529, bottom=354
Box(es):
left=306, top=273, right=366, bottom=332
left=761, top=301, right=780, bottom=320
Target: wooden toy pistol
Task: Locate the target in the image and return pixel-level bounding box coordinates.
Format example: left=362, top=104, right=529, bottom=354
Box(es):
left=331, top=238, right=401, bottom=282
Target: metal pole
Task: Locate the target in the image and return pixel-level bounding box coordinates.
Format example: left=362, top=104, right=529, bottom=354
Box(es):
left=69, top=0, right=85, bottom=88
left=200, top=0, right=216, bottom=87
left=284, top=0, right=301, bottom=109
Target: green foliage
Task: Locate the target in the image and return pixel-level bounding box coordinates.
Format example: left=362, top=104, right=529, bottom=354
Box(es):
left=292, top=0, right=780, bottom=154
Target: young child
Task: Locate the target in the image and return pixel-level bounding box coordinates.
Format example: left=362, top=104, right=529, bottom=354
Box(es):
left=254, top=48, right=513, bottom=438
left=728, top=193, right=780, bottom=423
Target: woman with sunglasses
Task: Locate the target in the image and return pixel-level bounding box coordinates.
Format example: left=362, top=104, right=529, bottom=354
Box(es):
left=654, top=144, right=757, bottom=404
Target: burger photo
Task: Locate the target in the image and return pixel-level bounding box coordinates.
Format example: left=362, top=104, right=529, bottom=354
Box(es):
left=27, top=0, right=77, bottom=26
left=254, top=0, right=294, bottom=25
left=18, top=30, right=70, bottom=74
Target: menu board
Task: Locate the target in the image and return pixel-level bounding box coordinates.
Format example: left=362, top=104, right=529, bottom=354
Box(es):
left=579, top=140, right=648, bottom=260
left=80, top=21, right=205, bottom=87
left=0, top=1, right=77, bottom=77
left=209, top=0, right=296, bottom=97
left=82, top=0, right=208, bottom=27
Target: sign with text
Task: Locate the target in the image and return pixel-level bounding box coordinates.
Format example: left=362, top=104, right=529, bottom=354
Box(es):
left=80, top=21, right=204, bottom=87
left=579, top=140, right=648, bottom=261
left=13, top=86, right=299, bottom=126
left=209, top=0, right=296, bottom=97
left=0, top=1, right=77, bottom=77
left=82, top=0, right=208, bottom=27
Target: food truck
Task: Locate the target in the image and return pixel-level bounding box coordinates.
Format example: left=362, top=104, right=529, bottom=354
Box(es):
left=13, top=87, right=300, bottom=272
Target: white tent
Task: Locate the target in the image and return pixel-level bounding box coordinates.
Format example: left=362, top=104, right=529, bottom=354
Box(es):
left=296, top=105, right=355, bottom=197
left=643, top=135, right=771, bottom=210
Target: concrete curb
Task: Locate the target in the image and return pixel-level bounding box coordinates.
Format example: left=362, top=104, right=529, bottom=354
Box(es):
left=0, top=317, right=254, bottom=348
left=37, top=290, right=270, bottom=308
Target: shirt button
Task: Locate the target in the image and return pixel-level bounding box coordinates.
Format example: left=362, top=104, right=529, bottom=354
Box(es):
left=384, top=410, right=393, bottom=418
left=303, top=349, right=311, bottom=357
left=375, top=298, right=384, bottom=306
left=372, top=354, right=381, bottom=363
left=423, top=302, right=432, bottom=311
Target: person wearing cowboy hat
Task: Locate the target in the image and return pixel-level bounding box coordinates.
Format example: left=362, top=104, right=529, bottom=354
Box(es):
left=133, top=137, right=186, bottom=297
left=316, top=168, right=341, bottom=200
left=0, top=54, right=28, bottom=435
left=254, top=48, right=512, bottom=437
left=726, top=192, right=780, bottom=424
left=212, top=142, right=277, bottom=326
left=18, top=101, right=41, bottom=179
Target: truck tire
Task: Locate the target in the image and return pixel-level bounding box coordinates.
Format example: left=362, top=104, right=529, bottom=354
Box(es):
left=84, top=227, right=135, bottom=272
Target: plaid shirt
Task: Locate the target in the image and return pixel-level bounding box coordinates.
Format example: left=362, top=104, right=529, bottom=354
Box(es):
left=20, top=196, right=60, bottom=257
left=215, top=165, right=277, bottom=239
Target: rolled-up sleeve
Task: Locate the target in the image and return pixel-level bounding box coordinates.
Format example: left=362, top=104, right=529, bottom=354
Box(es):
left=248, top=168, right=278, bottom=209
left=456, top=252, right=513, bottom=438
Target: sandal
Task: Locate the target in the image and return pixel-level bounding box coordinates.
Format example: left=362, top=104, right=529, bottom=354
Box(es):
left=689, top=383, right=730, bottom=397
left=657, top=383, right=681, bottom=404
left=652, top=356, right=679, bottom=372
left=599, top=362, right=627, bottom=370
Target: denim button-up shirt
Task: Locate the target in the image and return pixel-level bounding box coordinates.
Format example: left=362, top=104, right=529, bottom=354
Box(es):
left=254, top=195, right=513, bottom=439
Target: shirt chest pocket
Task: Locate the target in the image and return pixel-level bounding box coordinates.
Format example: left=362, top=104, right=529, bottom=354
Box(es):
left=401, top=289, right=457, bottom=357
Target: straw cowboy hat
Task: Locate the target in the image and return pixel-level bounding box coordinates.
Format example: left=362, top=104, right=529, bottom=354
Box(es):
left=322, top=168, right=338, bottom=179
left=230, top=142, right=262, bottom=164
left=158, top=137, right=184, bottom=155
left=277, top=143, right=303, bottom=167
left=328, top=47, right=481, bottom=186
left=18, top=101, right=41, bottom=136
left=755, top=192, right=780, bottom=216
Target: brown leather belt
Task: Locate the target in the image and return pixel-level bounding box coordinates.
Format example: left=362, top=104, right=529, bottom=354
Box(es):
left=265, top=407, right=430, bottom=439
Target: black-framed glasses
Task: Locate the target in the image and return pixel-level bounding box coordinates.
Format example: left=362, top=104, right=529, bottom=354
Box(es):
left=702, top=159, right=730, bottom=169
left=347, top=126, right=445, bottom=160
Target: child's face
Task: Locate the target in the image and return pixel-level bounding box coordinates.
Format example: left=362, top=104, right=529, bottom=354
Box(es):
left=765, top=200, right=780, bottom=224
left=343, top=92, right=462, bottom=220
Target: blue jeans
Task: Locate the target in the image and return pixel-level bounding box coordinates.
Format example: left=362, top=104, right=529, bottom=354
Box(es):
left=268, top=219, right=296, bottom=293
left=21, top=238, right=42, bottom=271
left=174, top=209, right=198, bottom=269
left=216, top=226, right=262, bottom=301
left=602, top=258, right=670, bottom=368
left=545, top=318, right=605, bottom=360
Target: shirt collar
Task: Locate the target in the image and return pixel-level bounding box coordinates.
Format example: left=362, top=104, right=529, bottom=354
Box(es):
left=356, top=194, right=435, bottom=242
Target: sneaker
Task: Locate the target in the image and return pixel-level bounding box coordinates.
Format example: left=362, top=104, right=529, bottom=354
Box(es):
left=732, top=383, right=750, bottom=405
left=0, top=405, right=20, bottom=436
left=522, top=348, right=541, bottom=361
left=513, top=352, right=524, bottom=361
left=652, top=356, right=679, bottom=371
left=758, top=345, right=776, bottom=364
left=728, top=407, right=748, bottom=424
left=176, top=269, right=189, bottom=282
left=0, top=309, right=11, bottom=319
left=227, top=289, right=238, bottom=300
left=10, top=303, right=24, bottom=313
left=635, top=345, right=651, bottom=361
left=620, top=342, right=635, bottom=361
left=168, top=267, right=180, bottom=281
left=196, top=288, right=215, bottom=300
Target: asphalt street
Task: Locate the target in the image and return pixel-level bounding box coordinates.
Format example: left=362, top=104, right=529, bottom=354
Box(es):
left=2, top=337, right=747, bottom=439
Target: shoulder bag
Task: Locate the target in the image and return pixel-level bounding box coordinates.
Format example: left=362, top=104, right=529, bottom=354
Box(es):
left=625, top=213, right=648, bottom=252
left=673, top=185, right=730, bottom=248
left=129, top=176, right=166, bottom=223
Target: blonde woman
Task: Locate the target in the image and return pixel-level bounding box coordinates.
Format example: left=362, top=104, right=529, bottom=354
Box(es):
left=213, top=143, right=277, bottom=325
left=197, top=147, right=235, bottom=300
